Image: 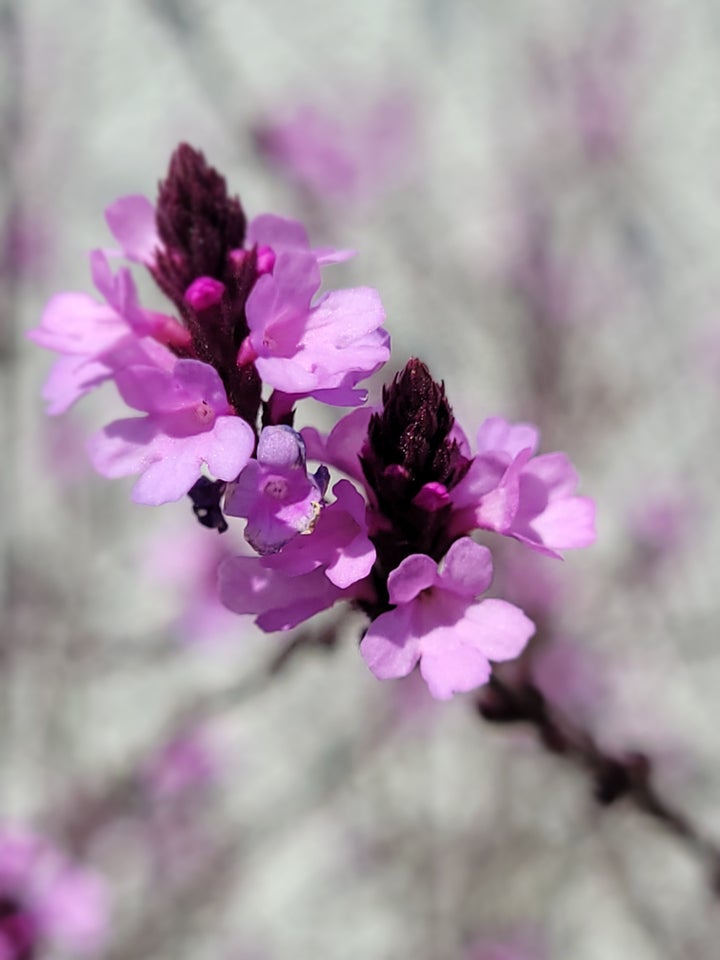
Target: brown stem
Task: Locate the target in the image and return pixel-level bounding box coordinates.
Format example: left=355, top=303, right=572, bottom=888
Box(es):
left=477, top=675, right=720, bottom=890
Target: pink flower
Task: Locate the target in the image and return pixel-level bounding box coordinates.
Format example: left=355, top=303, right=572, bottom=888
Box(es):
left=531, top=639, right=607, bottom=719
left=219, top=474, right=375, bottom=629
left=360, top=538, right=535, bottom=700
left=0, top=829, right=109, bottom=958
left=238, top=217, right=388, bottom=406
left=254, top=92, right=417, bottom=205
left=88, top=359, right=254, bottom=505
left=144, top=526, right=244, bottom=643
left=626, top=489, right=695, bottom=569
left=28, top=251, right=184, bottom=414
left=224, top=426, right=328, bottom=555
left=450, top=417, right=596, bottom=558
left=263, top=478, right=375, bottom=588
left=144, top=727, right=219, bottom=800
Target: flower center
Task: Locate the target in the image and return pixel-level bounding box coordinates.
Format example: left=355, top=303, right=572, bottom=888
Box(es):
left=263, top=477, right=289, bottom=500
left=194, top=400, right=215, bottom=425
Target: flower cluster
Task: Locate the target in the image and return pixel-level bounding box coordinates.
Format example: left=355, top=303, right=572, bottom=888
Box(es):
left=31, top=145, right=596, bottom=700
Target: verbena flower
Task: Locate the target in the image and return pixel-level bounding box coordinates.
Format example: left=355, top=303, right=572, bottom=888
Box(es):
left=238, top=216, right=388, bottom=406
left=87, top=359, right=255, bottom=505
left=360, top=538, right=534, bottom=700
left=28, top=251, right=181, bottom=415
left=224, top=426, right=328, bottom=555
left=448, top=416, right=596, bottom=557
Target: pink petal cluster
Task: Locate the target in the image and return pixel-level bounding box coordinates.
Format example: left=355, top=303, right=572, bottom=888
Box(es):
left=32, top=159, right=390, bottom=511
left=449, top=417, right=596, bottom=557
left=360, top=538, right=535, bottom=700
left=219, top=479, right=375, bottom=631
left=238, top=215, right=389, bottom=406
left=88, top=359, right=254, bottom=505
left=0, top=829, right=109, bottom=958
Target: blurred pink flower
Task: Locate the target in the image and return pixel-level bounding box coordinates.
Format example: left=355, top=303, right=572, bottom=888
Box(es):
left=144, top=727, right=219, bottom=801
left=531, top=638, right=607, bottom=719
left=626, top=489, right=695, bottom=569
left=254, top=92, right=417, bottom=205
left=145, top=527, right=242, bottom=645
left=467, top=931, right=544, bottom=960
left=0, top=829, right=109, bottom=959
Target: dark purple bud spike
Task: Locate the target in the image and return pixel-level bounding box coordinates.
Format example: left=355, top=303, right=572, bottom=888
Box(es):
left=151, top=145, right=262, bottom=430
left=360, top=358, right=470, bottom=570
left=155, top=143, right=247, bottom=295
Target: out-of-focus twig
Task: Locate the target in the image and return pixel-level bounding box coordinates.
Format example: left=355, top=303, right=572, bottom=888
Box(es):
left=478, top=675, right=720, bottom=892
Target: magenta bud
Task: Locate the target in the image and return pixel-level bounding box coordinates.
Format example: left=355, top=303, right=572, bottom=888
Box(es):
left=184, top=276, right=225, bottom=310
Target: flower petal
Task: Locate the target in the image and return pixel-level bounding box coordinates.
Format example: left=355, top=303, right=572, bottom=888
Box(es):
left=360, top=606, right=422, bottom=680
left=105, top=194, right=160, bottom=266
left=462, top=598, right=535, bottom=661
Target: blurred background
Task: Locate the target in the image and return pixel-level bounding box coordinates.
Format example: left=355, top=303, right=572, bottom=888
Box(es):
left=3, top=0, right=720, bottom=957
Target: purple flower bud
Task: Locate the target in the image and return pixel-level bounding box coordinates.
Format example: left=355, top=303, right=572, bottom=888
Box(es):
left=184, top=276, right=226, bottom=311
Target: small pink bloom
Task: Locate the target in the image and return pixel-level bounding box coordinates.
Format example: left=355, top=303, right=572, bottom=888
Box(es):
left=0, top=829, right=109, bottom=957
left=28, top=251, right=182, bottom=414
left=264, top=478, right=375, bottom=588
left=531, top=639, right=607, bottom=718
left=145, top=728, right=219, bottom=800
left=88, top=359, right=254, bottom=505
left=360, top=538, right=535, bottom=700
left=254, top=93, right=417, bottom=206
left=467, top=931, right=544, bottom=960
left=225, top=426, right=328, bottom=555
left=627, top=490, right=695, bottom=564
left=144, top=527, right=243, bottom=644
left=450, top=417, right=596, bottom=558
left=219, top=478, right=374, bottom=629
left=238, top=218, right=388, bottom=405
